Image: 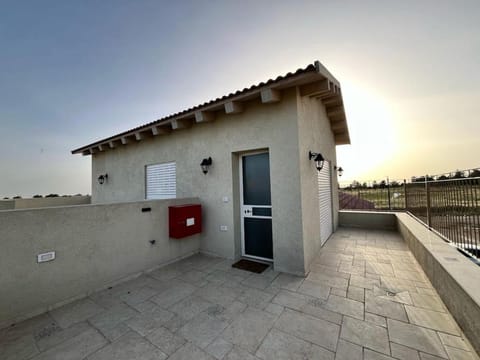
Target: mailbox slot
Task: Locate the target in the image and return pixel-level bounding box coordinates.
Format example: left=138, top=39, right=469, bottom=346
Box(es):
left=169, top=204, right=202, bottom=238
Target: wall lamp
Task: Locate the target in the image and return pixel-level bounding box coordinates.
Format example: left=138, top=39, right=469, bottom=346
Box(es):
left=309, top=151, right=325, bottom=171
left=97, top=173, right=108, bottom=185
left=334, top=166, right=344, bottom=177
left=200, top=157, right=212, bottom=174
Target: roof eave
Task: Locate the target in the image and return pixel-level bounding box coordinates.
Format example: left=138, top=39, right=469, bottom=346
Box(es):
left=72, top=61, right=351, bottom=154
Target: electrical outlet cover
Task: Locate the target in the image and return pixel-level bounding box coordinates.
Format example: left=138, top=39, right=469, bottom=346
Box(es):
left=37, top=251, right=55, bottom=263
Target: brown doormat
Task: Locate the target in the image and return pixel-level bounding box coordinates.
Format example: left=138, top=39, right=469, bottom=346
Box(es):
left=232, top=259, right=269, bottom=274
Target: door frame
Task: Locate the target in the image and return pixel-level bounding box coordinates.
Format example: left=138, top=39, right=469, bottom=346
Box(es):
left=239, top=150, right=273, bottom=262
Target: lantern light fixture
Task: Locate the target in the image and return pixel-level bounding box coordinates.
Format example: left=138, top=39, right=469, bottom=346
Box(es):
left=200, top=157, right=212, bottom=174
left=308, top=151, right=325, bottom=171
left=97, top=173, right=108, bottom=185
left=334, top=166, right=344, bottom=177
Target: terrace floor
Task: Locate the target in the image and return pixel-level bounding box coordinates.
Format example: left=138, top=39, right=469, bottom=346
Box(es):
left=1, top=228, right=478, bottom=360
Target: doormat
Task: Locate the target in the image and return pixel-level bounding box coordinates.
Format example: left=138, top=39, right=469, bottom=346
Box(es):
left=232, top=259, right=269, bottom=274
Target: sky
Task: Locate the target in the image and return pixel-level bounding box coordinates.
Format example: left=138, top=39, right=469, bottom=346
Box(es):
left=1, top=0, right=479, bottom=197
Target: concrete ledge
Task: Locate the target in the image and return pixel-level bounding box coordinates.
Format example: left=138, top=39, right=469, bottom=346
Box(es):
left=339, top=210, right=397, bottom=230
left=396, top=213, right=480, bottom=354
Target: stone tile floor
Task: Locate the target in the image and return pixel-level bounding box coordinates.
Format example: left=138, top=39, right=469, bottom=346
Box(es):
left=1, top=228, right=479, bottom=360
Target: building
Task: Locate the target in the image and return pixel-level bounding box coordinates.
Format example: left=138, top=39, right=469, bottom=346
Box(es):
left=72, top=61, right=350, bottom=275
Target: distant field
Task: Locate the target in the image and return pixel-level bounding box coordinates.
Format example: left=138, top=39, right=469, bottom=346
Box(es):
left=340, top=187, right=405, bottom=210
left=341, top=184, right=480, bottom=211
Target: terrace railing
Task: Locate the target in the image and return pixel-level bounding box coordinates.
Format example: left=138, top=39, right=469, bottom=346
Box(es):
left=340, top=169, right=480, bottom=260
left=406, top=177, right=480, bottom=259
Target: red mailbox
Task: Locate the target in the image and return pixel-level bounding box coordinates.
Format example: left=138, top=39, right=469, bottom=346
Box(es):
left=169, top=204, right=202, bottom=239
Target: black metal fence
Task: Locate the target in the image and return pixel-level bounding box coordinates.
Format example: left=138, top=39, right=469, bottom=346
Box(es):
left=340, top=168, right=480, bottom=260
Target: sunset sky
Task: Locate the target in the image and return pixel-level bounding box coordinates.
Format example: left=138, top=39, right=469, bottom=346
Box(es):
left=1, top=0, right=479, bottom=197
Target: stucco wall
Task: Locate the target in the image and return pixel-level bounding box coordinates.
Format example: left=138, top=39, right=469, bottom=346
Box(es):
left=339, top=210, right=398, bottom=230
left=296, top=92, right=339, bottom=274
left=0, top=200, right=14, bottom=210
left=0, top=198, right=199, bottom=329
left=91, top=89, right=307, bottom=274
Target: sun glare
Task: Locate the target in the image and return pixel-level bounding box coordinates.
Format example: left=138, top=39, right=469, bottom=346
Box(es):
left=337, top=82, right=397, bottom=183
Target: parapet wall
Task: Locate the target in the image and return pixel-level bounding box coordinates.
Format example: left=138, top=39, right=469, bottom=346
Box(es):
left=396, top=213, right=480, bottom=355
left=338, top=210, right=397, bottom=230
left=0, top=198, right=200, bottom=329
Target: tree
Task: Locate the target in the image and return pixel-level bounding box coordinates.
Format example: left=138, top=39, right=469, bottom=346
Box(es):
left=350, top=180, right=361, bottom=189
left=45, top=194, right=59, bottom=198
left=451, top=171, right=464, bottom=179
left=33, top=194, right=43, bottom=198
left=469, top=169, right=480, bottom=178
left=13, top=195, right=22, bottom=199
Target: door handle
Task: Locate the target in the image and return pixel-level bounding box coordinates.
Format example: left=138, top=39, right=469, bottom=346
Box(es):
left=244, top=209, right=251, bottom=214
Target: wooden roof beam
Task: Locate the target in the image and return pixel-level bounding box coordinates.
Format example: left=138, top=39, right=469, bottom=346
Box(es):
left=260, top=88, right=281, bottom=103
left=322, top=96, right=342, bottom=106
left=151, top=125, right=170, bottom=136
left=224, top=101, right=244, bottom=114
left=335, top=133, right=350, bottom=145
left=121, top=136, right=130, bottom=145
left=300, top=79, right=330, bottom=97
left=171, top=119, right=192, bottom=130
left=109, top=140, right=122, bottom=149
left=330, top=121, right=346, bottom=132
left=195, top=111, right=215, bottom=123
left=327, top=105, right=344, bottom=117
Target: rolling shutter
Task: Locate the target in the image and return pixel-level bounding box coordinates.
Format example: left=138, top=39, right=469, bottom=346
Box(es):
left=146, top=162, right=176, bottom=199
left=318, top=160, right=333, bottom=245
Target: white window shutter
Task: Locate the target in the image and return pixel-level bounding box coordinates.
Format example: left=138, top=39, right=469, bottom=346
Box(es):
left=318, top=160, right=333, bottom=245
left=146, top=162, right=176, bottom=199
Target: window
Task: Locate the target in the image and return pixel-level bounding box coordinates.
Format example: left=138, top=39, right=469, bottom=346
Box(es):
left=145, top=162, right=176, bottom=199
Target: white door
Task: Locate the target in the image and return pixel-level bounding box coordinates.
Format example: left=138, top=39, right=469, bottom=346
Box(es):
left=318, top=160, right=333, bottom=245
left=240, top=152, right=273, bottom=261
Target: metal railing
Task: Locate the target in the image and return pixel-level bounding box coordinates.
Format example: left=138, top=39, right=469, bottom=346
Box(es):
left=340, top=169, right=480, bottom=260
left=406, top=177, right=480, bottom=259
left=339, top=179, right=406, bottom=211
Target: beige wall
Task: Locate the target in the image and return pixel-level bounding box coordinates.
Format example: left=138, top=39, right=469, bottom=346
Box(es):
left=90, top=88, right=339, bottom=275
left=91, top=89, right=307, bottom=274
left=0, top=199, right=199, bottom=329
left=296, top=93, right=339, bottom=273
left=339, top=210, right=398, bottom=230
left=0, top=200, right=14, bottom=210
left=13, top=195, right=91, bottom=209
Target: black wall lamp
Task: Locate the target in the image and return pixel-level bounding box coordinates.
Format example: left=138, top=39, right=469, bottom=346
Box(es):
left=97, top=173, right=108, bottom=185
left=309, top=151, right=325, bottom=171
left=334, top=166, right=344, bottom=177
left=200, top=157, right=212, bottom=174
